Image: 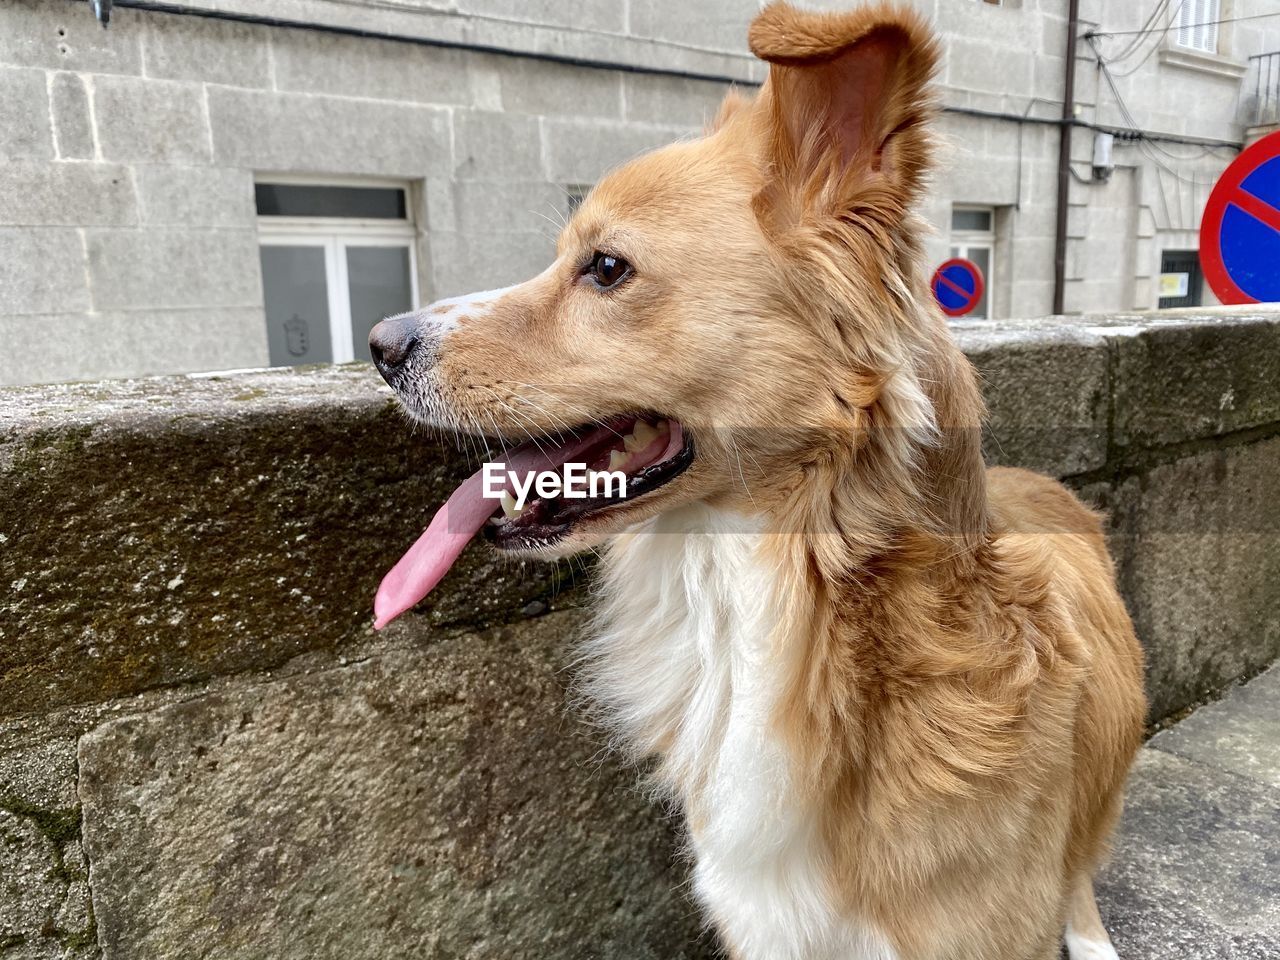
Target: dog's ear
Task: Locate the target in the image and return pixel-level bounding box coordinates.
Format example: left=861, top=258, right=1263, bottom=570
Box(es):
left=748, top=1, right=938, bottom=221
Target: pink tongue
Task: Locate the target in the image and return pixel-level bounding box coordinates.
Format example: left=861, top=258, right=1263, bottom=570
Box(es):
left=373, top=431, right=605, bottom=629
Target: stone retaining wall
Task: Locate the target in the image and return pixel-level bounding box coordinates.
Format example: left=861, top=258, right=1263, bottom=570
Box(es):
left=2, top=307, right=1278, bottom=958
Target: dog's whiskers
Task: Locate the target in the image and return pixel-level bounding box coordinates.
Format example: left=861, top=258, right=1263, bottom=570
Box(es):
left=494, top=381, right=629, bottom=442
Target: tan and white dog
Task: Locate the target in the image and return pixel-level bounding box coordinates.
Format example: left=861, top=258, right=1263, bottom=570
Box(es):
left=368, top=3, right=1146, bottom=958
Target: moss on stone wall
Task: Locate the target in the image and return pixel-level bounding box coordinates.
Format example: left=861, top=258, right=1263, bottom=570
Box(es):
left=0, top=369, right=574, bottom=719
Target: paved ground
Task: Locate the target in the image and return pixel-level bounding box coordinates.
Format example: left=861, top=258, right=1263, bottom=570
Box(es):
left=1097, top=663, right=1280, bottom=959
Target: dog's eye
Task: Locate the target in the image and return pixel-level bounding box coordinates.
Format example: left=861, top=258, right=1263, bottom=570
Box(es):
left=587, top=252, right=631, bottom=289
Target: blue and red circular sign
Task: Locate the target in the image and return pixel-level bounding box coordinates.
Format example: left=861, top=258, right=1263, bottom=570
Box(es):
left=931, top=257, right=985, bottom=317
left=1201, top=131, right=1280, bottom=305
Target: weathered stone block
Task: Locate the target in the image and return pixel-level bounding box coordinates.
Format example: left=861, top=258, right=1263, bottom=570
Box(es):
left=424, top=179, right=572, bottom=235
left=429, top=230, right=556, bottom=299
left=272, top=28, right=471, bottom=105
left=78, top=616, right=711, bottom=960
left=85, top=227, right=261, bottom=311
left=92, top=75, right=212, bottom=165
left=1009, top=279, right=1055, bottom=321
left=945, top=37, right=1033, bottom=97
left=2, top=310, right=1278, bottom=733
left=542, top=117, right=686, bottom=186
left=208, top=87, right=450, bottom=177
left=1109, top=436, right=1280, bottom=720
left=623, top=74, right=734, bottom=129
left=0, top=0, right=142, bottom=75
left=0, top=366, right=572, bottom=717
left=451, top=109, right=544, bottom=181
left=49, top=72, right=95, bottom=161
left=133, top=166, right=255, bottom=228
left=141, top=10, right=272, bottom=87
left=0, top=228, right=89, bottom=316
left=0, top=67, right=54, bottom=161
left=1, top=162, right=137, bottom=229
left=0, top=732, right=93, bottom=960
left=1110, top=313, right=1280, bottom=450
left=499, top=58, right=622, bottom=119
left=456, top=0, right=626, bottom=32
left=0, top=811, right=67, bottom=958
left=954, top=320, right=1110, bottom=477
left=627, top=0, right=748, bottom=53
left=464, top=52, right=504, bottom=111
left=942, top=152, right=1021, bottom=207
left=935, top=0, right=1048, bottom=51
left=981, top=119, right=1025, bottom=162
left=0, top=308, right=269, bottom=387
left=0, top=735, right=79, bottom=813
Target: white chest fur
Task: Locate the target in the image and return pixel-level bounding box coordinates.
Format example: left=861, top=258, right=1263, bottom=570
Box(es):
left=584, top=505, right=897, bottom=960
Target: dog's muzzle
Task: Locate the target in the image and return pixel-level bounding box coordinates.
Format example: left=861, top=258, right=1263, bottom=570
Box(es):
left=368, top=313, right=422, bottom=384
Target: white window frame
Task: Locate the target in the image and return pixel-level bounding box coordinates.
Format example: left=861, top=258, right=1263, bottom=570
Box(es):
left=949, top=205, right=996, bottom=320
left=256, top=177, right=420, bottom=365
left=1175, top=0, right=1220, bottom=55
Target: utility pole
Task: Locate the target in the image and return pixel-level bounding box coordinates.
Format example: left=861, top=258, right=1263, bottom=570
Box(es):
left=1052, top=0, right=1080, bottom=315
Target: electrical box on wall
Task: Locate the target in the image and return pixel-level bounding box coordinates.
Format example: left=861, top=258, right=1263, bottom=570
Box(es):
left=1093, top=132, right=1115, bottom=182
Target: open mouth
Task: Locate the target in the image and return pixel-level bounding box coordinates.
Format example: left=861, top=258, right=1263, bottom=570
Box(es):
left=373, top=414, right=694, bottom=629
left=486, top=414, right=694, bottom=550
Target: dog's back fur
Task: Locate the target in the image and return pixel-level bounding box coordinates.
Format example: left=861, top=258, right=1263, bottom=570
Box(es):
left=587, top=470, right=1143, bottom=959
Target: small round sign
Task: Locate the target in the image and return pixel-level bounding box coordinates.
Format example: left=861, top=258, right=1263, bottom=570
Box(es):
left=931, top=258, right=985, bottom=317
left=1201, top=130, right=1280, bottom=305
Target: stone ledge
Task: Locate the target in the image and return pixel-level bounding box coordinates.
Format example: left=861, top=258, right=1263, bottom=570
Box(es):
left=1, top=308, right=1279, bottom=724
left=1156, top=46, right=1250, bottom=81
left=952, top=306, right=1280, bottom=470
left=0, top=364, right=582, bottom=721
left=954, top=320, right=1109, bottom=476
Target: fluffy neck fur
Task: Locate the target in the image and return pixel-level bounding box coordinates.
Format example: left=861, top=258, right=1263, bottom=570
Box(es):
left=584, top=321, right=996, bottom=799
left=577, top=288, right=1068, bottom=960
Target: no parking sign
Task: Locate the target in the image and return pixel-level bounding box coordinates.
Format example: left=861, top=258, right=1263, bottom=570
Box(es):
left=1201, top=131, right=1280, bottom=304
left=931, top=258, right=984, bottom=317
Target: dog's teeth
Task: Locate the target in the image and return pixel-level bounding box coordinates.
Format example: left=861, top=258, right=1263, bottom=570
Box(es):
left=609, top=449, right=629, bottom=471
left=500, top=491, right=524, bottom=519
left=625, top=420, right=659, bottom=451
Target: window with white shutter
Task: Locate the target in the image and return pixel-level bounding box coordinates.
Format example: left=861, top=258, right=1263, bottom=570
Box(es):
left=1175, top=0, right=1220, bottom=54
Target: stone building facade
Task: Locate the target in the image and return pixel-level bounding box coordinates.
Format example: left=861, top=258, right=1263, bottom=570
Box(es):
left=1, top=0, right=1278, bottom=385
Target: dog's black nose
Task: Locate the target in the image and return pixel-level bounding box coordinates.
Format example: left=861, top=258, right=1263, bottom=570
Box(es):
left=369, top=314, right=420, bottom=380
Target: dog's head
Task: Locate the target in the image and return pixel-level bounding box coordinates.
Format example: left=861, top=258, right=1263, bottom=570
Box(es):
left=371, top=2, right=948, bottom=626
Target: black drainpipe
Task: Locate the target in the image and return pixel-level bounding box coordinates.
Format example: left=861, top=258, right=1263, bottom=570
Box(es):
left=1052, top=0, right=1080, bottom=316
